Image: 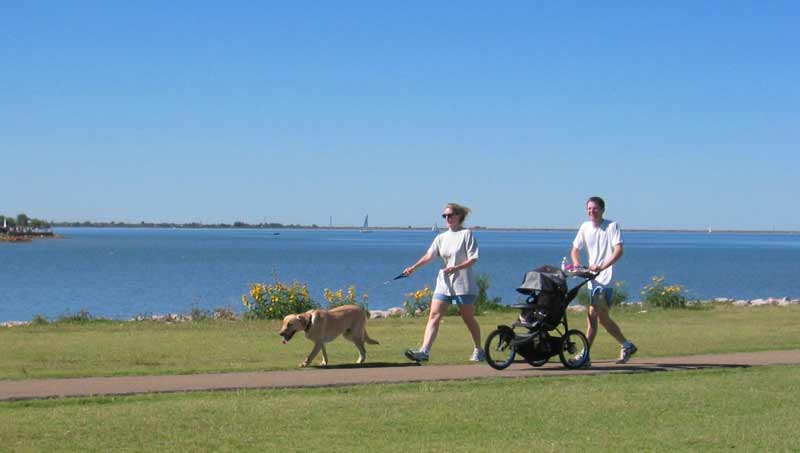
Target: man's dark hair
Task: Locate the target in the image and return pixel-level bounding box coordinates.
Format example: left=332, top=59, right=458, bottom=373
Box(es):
left=587, top=196, right=605, bottom=210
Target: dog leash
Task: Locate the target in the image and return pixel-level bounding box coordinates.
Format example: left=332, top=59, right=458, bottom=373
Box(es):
left=360, top=273, right=408, bottom=300
left=384, top=273, right=407, bottom=285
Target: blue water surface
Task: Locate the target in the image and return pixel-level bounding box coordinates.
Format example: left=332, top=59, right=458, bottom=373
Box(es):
left=1, top=228, right=798, bottom=321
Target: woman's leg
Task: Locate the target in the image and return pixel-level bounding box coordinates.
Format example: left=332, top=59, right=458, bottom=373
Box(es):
left=421, top=299, right=450, bottom=351
left=457, top=303, right=482, bottom=349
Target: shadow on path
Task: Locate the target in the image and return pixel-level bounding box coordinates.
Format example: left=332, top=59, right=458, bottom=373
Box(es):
left=312, top=362, right=421, bottom=370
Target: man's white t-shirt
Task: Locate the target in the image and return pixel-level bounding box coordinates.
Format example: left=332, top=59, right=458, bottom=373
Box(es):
left=572, top=219, right=623, bottom=288
left=427, top=228, right=479, bottom=295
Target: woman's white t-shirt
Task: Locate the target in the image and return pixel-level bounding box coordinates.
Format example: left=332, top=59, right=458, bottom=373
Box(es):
left=427, top=228, right=479, bottom=295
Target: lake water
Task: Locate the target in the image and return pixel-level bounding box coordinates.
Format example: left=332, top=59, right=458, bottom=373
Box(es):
left=1, top=228, right=799, bottom=322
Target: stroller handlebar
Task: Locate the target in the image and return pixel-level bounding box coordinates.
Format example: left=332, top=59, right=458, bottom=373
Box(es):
left=564, top=267, right=596, bottom=279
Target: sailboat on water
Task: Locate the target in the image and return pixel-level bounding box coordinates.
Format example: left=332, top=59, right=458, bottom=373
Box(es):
left=360, top=214, right=372, bottom=233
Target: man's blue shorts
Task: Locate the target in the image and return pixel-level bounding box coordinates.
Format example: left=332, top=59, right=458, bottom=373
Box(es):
left=433, top=294, right=476, bottom=305
left=590, top=286, right=615, bottom=306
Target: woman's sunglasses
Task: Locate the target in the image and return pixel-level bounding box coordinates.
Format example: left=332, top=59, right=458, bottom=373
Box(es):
left=441, top=213, right=458, bottom=219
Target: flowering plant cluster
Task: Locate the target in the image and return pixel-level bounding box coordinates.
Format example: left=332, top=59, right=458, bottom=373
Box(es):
left=323, top=286, right=369, bottom=310
left=242, top=280, right=318, bottom=320
left=641, top=275, right=688, bottom=308
left=403, top=285, right=432, bottom=317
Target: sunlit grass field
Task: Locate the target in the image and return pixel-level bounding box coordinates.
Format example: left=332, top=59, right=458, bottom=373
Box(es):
left=1, top=304, right=799, bottom=379
left=1, top=304, right=799, bottom=450
left=1, top=365, right=799, bottom=451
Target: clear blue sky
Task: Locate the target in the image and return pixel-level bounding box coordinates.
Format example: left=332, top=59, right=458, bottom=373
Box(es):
left=2, top=2, right=798, bottom=230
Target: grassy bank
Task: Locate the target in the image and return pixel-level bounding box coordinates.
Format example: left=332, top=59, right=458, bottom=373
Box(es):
left=1, top=365, right=798, bottom=451
left=1, top=304, right=799, bottom=380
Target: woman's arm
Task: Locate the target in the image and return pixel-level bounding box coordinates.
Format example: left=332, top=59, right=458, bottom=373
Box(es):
left=443, top=256, right=477, bottom=275
left=403, top=250, right=436, bottom=276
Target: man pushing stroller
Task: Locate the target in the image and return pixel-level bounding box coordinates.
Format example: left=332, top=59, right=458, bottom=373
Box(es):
left=571, top=196, right=637, bottom=366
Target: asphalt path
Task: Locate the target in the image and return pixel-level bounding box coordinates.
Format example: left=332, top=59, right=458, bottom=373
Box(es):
left=1, top=350, right=798, bottom=401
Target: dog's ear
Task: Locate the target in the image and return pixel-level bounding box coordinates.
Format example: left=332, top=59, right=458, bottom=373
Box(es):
left=297, top=312, right=311, bottom=328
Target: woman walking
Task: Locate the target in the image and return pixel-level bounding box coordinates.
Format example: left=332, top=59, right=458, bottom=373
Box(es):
left=403, top=203, right=484, bottom=362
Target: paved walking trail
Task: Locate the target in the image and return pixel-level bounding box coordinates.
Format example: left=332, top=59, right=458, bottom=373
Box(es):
left=2, top=350, right=798, bottom=401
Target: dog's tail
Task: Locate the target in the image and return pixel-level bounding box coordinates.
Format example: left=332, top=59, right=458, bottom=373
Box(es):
left=364, top=330, right=379, bottom=345
left=361, top=309, right=380, bottom=345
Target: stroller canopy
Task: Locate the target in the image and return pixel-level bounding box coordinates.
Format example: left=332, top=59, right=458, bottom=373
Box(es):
left=516, top=265, right=567, bottom=296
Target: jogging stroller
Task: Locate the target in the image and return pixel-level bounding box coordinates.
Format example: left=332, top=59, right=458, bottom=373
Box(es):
left=484, top=265, right=595, bottom=370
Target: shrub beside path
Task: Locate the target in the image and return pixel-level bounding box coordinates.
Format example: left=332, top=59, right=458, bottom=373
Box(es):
left=1, top=350, right=799, bottom=401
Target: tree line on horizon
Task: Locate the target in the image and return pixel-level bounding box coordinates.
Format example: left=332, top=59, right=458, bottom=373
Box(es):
left=1, top=214, right=368, bottom=229
left=0, top=214, right=50, bottom=229
left=50, top=220, right=305, bottom=229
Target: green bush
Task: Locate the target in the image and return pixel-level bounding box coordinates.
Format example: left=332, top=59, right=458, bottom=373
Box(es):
left=56, top=308, right=94, bottom=323
left=641, top=275, right=688, bottom=309
left=189, top=304, right=212, bottom=321
left=30, top=314, right=49, bottom=325
left=474, top=274, right=504, bottom=314
left=241, top=279, right=319, bottom=320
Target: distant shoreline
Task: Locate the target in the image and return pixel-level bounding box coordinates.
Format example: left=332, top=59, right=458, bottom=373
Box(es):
left=47, top=223, right=799, bottom=235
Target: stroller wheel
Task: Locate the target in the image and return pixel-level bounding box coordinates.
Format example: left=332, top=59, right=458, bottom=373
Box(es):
left=484, top=328, right=516, bottom=370
left=559, top=330, right=589, bottom=369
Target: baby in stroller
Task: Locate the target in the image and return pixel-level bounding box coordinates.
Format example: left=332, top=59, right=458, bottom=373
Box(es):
left=484, top=264, right=594, bottom=370
left=517, top=265, right=569, bottom=328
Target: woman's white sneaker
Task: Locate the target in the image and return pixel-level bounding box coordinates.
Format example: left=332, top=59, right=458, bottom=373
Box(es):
left=617, top=343, right=638, bottom=364
left=469, top=349, right=486, bottom=362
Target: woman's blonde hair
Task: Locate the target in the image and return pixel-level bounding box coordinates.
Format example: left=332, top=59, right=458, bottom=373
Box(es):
left=445, top=203, right=471, bottom=224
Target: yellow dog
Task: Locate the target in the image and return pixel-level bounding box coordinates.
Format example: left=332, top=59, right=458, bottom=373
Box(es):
left=279, top=305, right=379, bottom=367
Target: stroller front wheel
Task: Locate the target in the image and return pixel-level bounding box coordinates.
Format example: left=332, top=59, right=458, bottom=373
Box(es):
left=559, top=330, right=590, bottom=369
left=484, top=328, right=516, bottom=370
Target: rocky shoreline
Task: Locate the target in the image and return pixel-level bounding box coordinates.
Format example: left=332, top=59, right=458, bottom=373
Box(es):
left=0, top=233, right=61, bottom=243
left=558, top=297, right=800, bottom=314
left=2, top=297, right=798, bottom=327
left=368, top=297, right=800, bottom=318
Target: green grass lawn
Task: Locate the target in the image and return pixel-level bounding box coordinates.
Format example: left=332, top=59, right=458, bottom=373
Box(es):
left=1, top=304, right=799, bottom=380
left=1, top=304, right=799, bottom=451
left=1, top=365, right=798, bottom=451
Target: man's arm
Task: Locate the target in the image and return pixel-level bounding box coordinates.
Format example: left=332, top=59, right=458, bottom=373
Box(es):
left=589, top=243, right=624, bottom=273
left=570, top=246, right=582, bottom=267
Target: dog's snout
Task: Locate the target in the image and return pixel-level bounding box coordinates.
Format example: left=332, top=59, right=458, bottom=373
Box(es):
left=279, top=329, right=296, bottom=342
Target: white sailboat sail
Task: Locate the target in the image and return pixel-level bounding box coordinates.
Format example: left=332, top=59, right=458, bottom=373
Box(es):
left=360, top=214, right=371, bottom=233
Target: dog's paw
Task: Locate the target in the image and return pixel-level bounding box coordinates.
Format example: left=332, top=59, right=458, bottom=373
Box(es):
left=299, top=362, right=309, bottom=368
left=319, top=360, right=328, bottom=367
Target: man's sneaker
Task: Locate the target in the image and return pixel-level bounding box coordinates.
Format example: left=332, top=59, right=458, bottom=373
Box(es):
left=617, top=343, right=638, bottom=364
left=405, top=349, right=429, bottom=362
left=469, top=349, right=486, bottom=362
left=582, top=356, right=592, bottom=368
